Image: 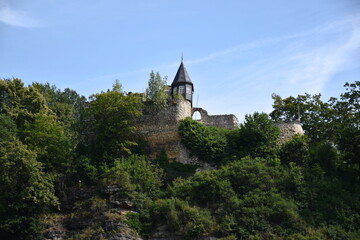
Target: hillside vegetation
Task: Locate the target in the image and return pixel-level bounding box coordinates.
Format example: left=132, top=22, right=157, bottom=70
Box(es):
left=0, top=78, right=359, bottom=240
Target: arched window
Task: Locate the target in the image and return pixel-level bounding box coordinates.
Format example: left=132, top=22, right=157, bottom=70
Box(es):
left=192, top=111, right=201, bottom=120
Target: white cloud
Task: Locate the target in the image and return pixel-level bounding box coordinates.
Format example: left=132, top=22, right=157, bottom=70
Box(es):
left=0, top=1, right=41, bottom=28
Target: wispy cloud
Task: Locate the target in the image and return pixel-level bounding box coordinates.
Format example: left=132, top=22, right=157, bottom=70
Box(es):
left=282, top=28, right=360, bottom=93
left=0, top=1, right=41, bottom=28
left=187, top=15, right=360, bottom=67
left=84, top=14, right=360, bottom=120
left=185, top=15, right=360, bottom=120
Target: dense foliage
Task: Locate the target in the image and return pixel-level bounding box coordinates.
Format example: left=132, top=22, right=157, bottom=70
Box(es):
left=80, top=83, right=143, bottom=165
left=0, top=77, right=359, bottom=239
left=179, top=112, right=280, bottom=164
left=179, top=117, right=229, bottom=163
left=271, top=81, right=360, bottom=184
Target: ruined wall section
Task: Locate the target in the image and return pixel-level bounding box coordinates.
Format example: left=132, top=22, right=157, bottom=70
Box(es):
left=134, top=99, right=196, bottom=163
left=277, top=121, right=305, bottom=144
left=202, top=114, right=239, bottom=130
left=192, top=108, right=239, bottom=130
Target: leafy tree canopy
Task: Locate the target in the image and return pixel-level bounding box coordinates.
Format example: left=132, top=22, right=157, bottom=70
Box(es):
left=229, top=112, right=280, bottom=159
left=270, top=81, right=360, bottom=181
left=145, top=71, right=169, bottom=110
left=84, top=81, right=143, bottom=164
left=0, top=139, right=58, bottom=240
left=20, top=113, right=73, bottom=173
left=0, top=78, right=50, bottom=127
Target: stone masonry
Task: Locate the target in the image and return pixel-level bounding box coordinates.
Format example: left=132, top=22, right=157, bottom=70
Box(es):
left=134, top=99, right=238, bottom=165
left=192, top=107, right=239, bottom=130
left=277, top=121, right=305, bottom=144
left=134, top=60, right=302, bottom=165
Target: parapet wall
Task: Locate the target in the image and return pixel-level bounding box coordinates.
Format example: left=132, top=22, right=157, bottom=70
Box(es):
left=192, top=108, right=239, bottom=130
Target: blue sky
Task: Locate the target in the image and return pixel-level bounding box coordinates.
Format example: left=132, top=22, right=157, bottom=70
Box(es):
left=1, top=0, right=359, bottom=122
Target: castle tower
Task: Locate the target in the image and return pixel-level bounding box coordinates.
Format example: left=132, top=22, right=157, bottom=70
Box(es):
left=171, top=60, right=194, bottom=105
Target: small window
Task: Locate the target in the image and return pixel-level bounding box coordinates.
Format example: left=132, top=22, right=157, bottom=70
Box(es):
left=186, top=85, right=192, bottom=94
left=179, top=86, right=185, bottom=94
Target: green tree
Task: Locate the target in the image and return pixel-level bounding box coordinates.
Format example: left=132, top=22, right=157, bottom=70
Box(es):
left=229, top=112, right=280, bottom=159
left=149, top=198, right=216, bottom=238
left=0, top=114, right=17, bottom=141
left=145, top=71, right=169, bottom=110
left=270, top=93, right=334, bottom=143
left=101, top=155, right=164, bottom=198
left=85, top=82, right=143, bottom=164
left=168, top=170, right=236, bottom=206
left=0, top=139, right=58, bottom=240
left=178, top=117, right=229, bottom=163
left=20, top=113, right=73, bottom=174
left=270, top=81, right=360, bottom=182
left=279, top=134, right=310, bottom=167
left=332, top=82, right=360, bottom=181
left=32, top=82, right=87, bottom=145
left=0, top=78, right=50, bottom=128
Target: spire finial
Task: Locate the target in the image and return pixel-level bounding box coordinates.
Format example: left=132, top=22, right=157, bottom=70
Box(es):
left=181, top=52, right=183, bottom=63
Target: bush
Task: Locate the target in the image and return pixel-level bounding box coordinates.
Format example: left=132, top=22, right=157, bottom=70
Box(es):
left=149, top=198, right=216, bottom=238
left=74, top=155, right=98, bottom=184
left=219, top=157, right=284, bottom=195
left=179, top=117, right=229, bottom=163
left=125, top=212, right=143, bottom=235
left=229, top=112, right=280, bottom=159
left=101, top=155, right=164, bottom=198
left=168, top=170, right=236, bottom=206
left=279, top=134, right=309, bottom=167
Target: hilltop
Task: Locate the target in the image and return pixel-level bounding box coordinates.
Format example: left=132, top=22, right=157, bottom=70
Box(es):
left=0, top=74, right=359, bottom=239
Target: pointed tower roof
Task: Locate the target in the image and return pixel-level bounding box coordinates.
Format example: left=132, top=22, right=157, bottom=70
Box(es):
left=171, top=61, right=194, bottom=90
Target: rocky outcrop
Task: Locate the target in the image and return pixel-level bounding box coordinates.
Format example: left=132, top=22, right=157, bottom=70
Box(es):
left=43, top=185, right=142, bottom=240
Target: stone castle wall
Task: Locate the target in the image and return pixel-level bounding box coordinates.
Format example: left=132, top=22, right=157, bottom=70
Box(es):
left=134, top=99, right=302, bottom=166
left=134, top=99, right=239, bottom=165
left=192, top=108, right=239, bottom=130
left=134, top=99, right=195, bottom=163
left=277, top=121, right=305, bottom=144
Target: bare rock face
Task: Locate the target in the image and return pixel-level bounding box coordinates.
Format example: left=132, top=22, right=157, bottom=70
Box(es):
left=105, top=220, right=142, bottom=240
left=43, top=185, right=142, bottom=240
left=43, top=230, right=66, bottom=240
left=277, top=122, right=305, bottom=144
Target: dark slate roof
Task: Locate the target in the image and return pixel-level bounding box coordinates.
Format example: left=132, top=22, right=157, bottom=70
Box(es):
left=171, top=62, right=193, bottom=88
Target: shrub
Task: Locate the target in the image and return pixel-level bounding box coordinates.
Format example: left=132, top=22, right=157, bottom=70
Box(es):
left=229, top=112, right=280, bottom=159
left=101, top=155, right=164, bottom=198
left=149, top=198, right=216, bottom=238
left=179, top=117, right=229, bottom=163
left=280, top=134, right=309, bottom=167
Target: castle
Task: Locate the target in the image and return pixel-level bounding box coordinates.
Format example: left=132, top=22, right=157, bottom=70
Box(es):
left=135, top=60, right=303, bottom=166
